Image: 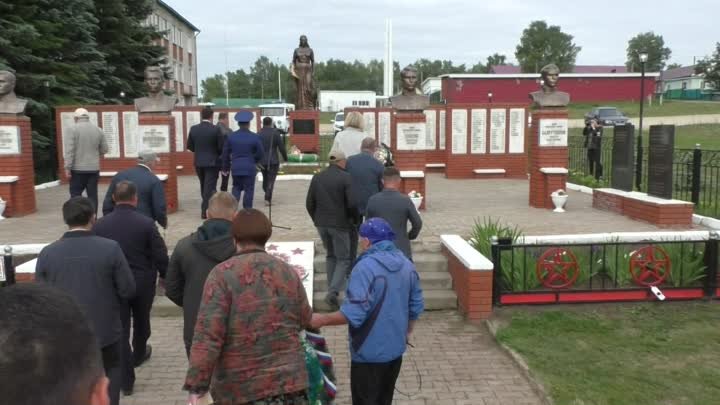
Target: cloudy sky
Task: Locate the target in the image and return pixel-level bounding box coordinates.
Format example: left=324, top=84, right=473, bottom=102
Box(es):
left=168, top=0, right=716, bottom=81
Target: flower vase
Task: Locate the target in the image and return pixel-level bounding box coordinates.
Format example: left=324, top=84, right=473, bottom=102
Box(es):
left=410, top=197, right=423, bottom=211
left=551, top=194, right=568, bottom=213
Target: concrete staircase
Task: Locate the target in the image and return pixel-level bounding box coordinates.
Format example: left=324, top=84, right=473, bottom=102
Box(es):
left=312, top=247, right=458, bottom=312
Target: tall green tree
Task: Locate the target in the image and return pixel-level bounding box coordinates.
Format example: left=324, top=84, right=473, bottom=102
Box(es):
left=626, top=32, right=672, bottom=72
left=515, top=21, right=581, bottom=73
left=695, top=43, right=720, bottom=92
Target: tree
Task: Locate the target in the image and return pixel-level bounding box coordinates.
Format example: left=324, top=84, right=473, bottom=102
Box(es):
left=515, top=21, right=581, bottom=73
left=666, top=63, right=682, bottom=70
left=626, top=32, right=672, bottom=72
left=696, top=43, right=720, bottom=92
left=470, top=53, right=509, bottom=73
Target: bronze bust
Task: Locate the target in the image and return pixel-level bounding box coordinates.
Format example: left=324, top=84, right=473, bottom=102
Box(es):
left=0, top=70, right=28, bottom=115
left=529, top=64, right=570, bottom=108
left=390, top=66, right=430, bottom=111
left=291, top=35, right=316, bottom=110
left=134, top=66, right=177, bottom=114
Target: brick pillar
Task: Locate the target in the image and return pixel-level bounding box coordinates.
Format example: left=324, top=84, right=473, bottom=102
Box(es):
left=529, top=109, right=569, bottom=209
left=289, top=110, right=320, bottom=153
left=137, top=114, right=178, bottom=214
left=0, top=115, right=36, bottom=216
left=399, top=174, right=426, bottom=210
left=392, top=112, right=427, bottom=171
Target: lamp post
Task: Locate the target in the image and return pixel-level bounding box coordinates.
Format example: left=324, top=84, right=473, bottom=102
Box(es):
left=635, top=51, right=648, bottom=190
left=488, top=91, right=493, bottom=103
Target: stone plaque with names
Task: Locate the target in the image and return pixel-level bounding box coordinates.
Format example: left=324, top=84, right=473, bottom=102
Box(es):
left=378, top=111, right=391, bottom=147
left=363, top=111, right=376, bottom=140
left=451, top=109, right=467, bottom=154
left=100, top=112, right=120, bottom=158
left=490, top=109, right=506, bottom=154
left=538, top=119, right=568, bottom=147
left=396, top=122, right=426, bottom=151
left=172, top=111, right=184, bottom=152
left=0, top=126, right=20, bottom=155
left=213, top=112, right=220, bottom=124
left=439, top=110, right=446, bottom=150
left=508, top=108, right=525, bottom=153
left=647, top=125, right=675, bottom=199
left=611, top=123, right=635, bottom=191
left=470, top=109, right=487, bottom=154
left=122, top=111, right=139, bottom=157
left=137, top=125, right=170, bottom=153
left=186, top=110, right=201, bottom=136
left=424, top=110, right=436, bottom=150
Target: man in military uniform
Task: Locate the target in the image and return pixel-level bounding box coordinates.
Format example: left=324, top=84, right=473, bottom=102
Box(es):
left=221, top=111, right=264, bottom=209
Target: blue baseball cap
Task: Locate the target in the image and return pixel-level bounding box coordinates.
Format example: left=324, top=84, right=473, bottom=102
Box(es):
left=359, top=217, right=396, bottom=244
left=234, top=110, right=254, bottom=123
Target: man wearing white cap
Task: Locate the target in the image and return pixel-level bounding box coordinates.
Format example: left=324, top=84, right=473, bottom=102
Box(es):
left=64, top=107, right=108, bottom=212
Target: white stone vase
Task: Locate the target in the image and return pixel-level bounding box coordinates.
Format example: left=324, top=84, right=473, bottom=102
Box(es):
left=0, top=198, right=6, bottom=219
left=410, top=197, right=423, bottom=211
left=551, top=191, right=568, bottom=213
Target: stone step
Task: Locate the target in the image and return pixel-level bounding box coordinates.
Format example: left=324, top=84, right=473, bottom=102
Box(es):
left=313, top=271, right=452, bottom=291
left=313, top=252, right=447, bottom=274
left=312, top=289, right=457, bottom=312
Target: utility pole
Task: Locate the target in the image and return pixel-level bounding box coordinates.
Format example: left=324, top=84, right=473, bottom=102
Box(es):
left=277, top=58, right=282, bottom=102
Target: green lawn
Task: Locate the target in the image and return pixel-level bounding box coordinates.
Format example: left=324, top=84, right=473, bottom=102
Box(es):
left=568, top=100, right=720, bottom=119
left=569, top=124, right=720, bottom=149
left=496, top=302, right=720, bottom=405
left=320, top=111, right=337, bottom=124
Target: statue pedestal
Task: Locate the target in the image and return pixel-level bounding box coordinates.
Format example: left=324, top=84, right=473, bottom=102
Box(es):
left=392, top=112, right=427, bottom=210
left=528, top=109, right=569, bottom=209
left=0, top=115, right=36, bottom=217
left=137, top=114, right=178, bottom=214
left=289, top=110, right=319, bottom=153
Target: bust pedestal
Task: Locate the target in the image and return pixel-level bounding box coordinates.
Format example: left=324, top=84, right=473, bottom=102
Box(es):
left=392, top=111, right=428, bottom=210
left=137, top=113, right=178, bottom=214
left=0, top=115, right=36, bottom=217
left=528, top=109, right=569, bottom=209
left=289, top=110, right=319, bottom=153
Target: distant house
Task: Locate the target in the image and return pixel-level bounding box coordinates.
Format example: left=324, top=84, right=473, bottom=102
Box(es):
left=210, top=98, right=281, bottom=108
left=489, top=65, right=628, bottom=74
left=658, top=66, right=715, bottom=100
left=318, top=90, right=377, bottom=112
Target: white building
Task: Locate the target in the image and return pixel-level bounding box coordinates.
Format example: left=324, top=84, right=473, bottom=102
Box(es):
left=422, top=77, right=441, bottom=95
left=319, top=90, right=377, bottom=112
left=146, top=0, right=200, bottom=106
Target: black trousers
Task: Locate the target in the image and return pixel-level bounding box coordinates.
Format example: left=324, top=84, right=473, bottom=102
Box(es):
left=351, top=357, right=403, bottom=405
left=587, top=148, right=603, bottom=179
left=195, top=167, right=219, bottom=217
left=120, top=280, right=155, bottom=389
left=69, top=171, right=100, bottom=212
left=261, top=164, right=279, bottom=202
left=102, top=341, right=122, bottom=405
left=220, top=172, right=230, bottom=192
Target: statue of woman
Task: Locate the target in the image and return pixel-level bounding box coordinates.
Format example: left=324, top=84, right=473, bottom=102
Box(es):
left=291, top=35, right=315, bottom=110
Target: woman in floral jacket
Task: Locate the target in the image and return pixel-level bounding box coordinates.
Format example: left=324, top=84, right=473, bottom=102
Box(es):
left=184, top=208, right=313, bottom=405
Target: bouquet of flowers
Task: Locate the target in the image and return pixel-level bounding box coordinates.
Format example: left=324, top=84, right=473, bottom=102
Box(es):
left=408, top=190, right=422, bottom=198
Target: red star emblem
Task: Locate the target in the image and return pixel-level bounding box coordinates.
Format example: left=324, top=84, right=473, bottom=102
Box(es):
left=266, top=244, right=278, bottom=251
left=291, top=248, right=305, bottom=255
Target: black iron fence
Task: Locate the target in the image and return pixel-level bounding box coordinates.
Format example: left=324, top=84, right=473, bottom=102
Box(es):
left=569, top=136, right=720, bottom=219
left=490, top=234, right=720, bottom=305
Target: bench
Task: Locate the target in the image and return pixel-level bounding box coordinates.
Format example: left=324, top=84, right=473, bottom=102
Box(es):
left=473, top=168, right=506, bottom=178
left=425, top=163, right=446, bottom=173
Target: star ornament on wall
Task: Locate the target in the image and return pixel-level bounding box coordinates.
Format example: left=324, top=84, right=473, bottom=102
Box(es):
left=291, top=248, right=305, bottom=255
left=455, top=80, right=464, bottom=92
left=266, top=244, right=278, bottom=251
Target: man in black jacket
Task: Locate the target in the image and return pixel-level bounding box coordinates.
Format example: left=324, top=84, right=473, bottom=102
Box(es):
left=258, top=116, right=288, bottom=205
left=102, top=151, right=167, bottom=228
left=165, top=191, right=238, bottom=355
left=583, top=118, right=603, bottom=180
left=306, top=150, right=359, bottom=309
left=188, top=107, right=225, bottom=219
left=217, top=112, right=232, bottom=192
left=37, top=197, right=136, bottom=405
left=94, top=180, right=169, bottom=395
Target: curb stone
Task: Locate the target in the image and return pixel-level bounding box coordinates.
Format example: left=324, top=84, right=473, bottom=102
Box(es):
left=485, top=319, right=554, bottom=405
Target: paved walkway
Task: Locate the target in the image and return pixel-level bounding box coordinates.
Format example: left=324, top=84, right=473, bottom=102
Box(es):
left=122, top=311, right=543, bottom=405
left=0, top=174, right=674, bottom=251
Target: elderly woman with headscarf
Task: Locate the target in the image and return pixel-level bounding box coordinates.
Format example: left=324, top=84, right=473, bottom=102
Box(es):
left=184, top=208, right=313, bottom=405
left=311, top=217, right=425, bottom=405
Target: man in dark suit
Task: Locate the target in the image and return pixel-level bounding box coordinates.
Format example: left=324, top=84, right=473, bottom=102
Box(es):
left=102, top=151, right=167, bottom=229
left=346, top=137, right=384, bottom=217
left=188, top=107, right=225, bottom=219
left=258, top=116, right=288, bottom=206
left=94, top=180, right=169, bottom=396
left=216, top=112, right=232, bottom=192
left=37, top=197, right=136, bottom=405
left=221, top=110, right=264, bottom=209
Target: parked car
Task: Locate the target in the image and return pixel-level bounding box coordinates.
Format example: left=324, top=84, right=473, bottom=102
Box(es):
left=331, top=112, right=344, bottom=135
left=584, top=107, right=629, bottom=126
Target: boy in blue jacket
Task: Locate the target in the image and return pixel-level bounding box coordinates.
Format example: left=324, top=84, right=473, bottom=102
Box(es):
left=312, top=217, right=424, bottom=405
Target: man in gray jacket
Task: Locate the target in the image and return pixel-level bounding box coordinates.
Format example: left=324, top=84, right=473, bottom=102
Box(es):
left=366, top=167, right=422, bottom=260
left=64, top=108, right=108, bottom=212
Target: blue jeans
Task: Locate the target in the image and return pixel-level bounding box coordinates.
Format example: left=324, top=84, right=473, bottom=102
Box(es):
left=317, top=227, right=352, bottom=296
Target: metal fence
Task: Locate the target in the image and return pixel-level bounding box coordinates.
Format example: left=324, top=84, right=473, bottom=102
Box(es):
left=569, top=136, right=720, bottom=219
left=490, top=235, right=720, bottom=305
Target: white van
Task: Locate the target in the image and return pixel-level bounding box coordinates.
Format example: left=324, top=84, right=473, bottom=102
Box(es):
left=259, top=103, right=295, bottom=134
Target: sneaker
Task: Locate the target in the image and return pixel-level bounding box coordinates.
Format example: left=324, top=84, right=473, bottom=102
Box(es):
left=324, top=293, right=339, bottom=310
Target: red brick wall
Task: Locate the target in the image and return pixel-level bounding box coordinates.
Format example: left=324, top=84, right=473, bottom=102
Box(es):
left=529, top=109, right=569, bottom=209
left=0, top=115, right=36, bottom=216
left=593, top=189, right=693, bottom=228
left=288, top=110, right=319, bottom=153
left=442, top=245, right=494, bottom=320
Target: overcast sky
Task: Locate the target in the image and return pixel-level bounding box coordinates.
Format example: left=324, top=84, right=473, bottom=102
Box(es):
left=168, top=0, right=716, bottom=81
